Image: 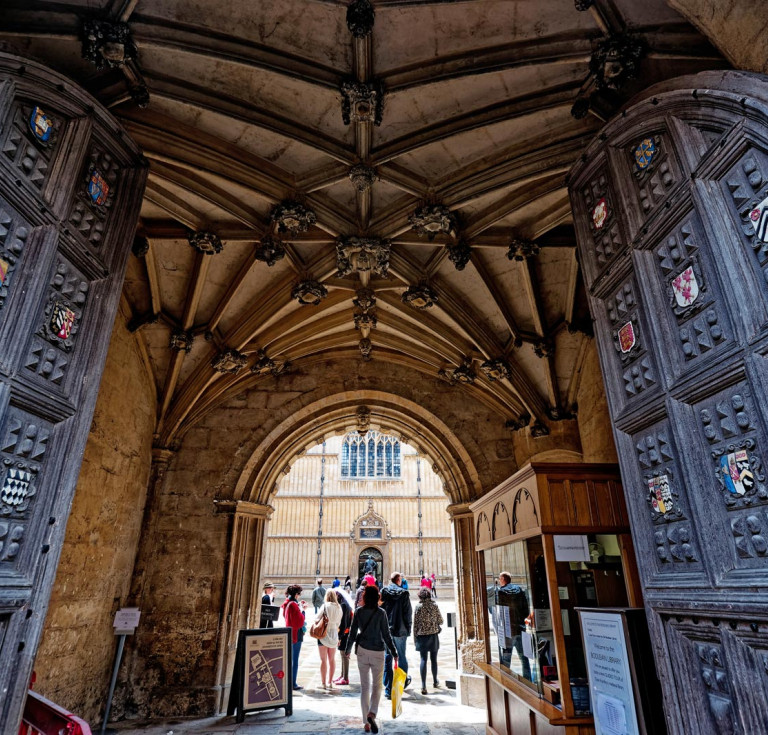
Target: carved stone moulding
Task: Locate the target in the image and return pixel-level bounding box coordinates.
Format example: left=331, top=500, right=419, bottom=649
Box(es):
left=480, top=358, right=511, bottom=381
left=409, top=204, right=457, bottom=241
left=356, top=406, right=371, bottom=434
left=546, top=405, right=577, bottom=421
left=336, top=236, right=391, bottom=277
left=292, top=279, right=328, bottom=306
left=508, top=237, right=540, bottom=261
left=439, top=357, right=476, bottom=385
left=341, top=80, right=384, bottom=126
left=533, top=339, right=554, bottom=359
left=347, top=0, right=375, bottom=38
left=188, top=230, right=223, bottom=255
left=401, top=282, right=438, bottom=310
left=251, top=349, right=290, bottom=377
left=132, top=235, right=149, bottom=258
left=354, top=310, right=377, bottom=332
left=169, top=328, right=194, bottom=353
left=81, top=18, right=137, bottom=70
left=446, top=239, right=471, bottom=270
left=254, top=234, right=286, bottom=266
left=349, top=164, right=377, bottom=192
left=505, top=414, right=531, bottom=431
left=359, top=337, right=373, bottom=361
left=589, top=33, right=646, bottom=92
left=211, top=347, right=247, bottom=374
left=271, top=200, right=317, bottom=235
left=530, top=421, right=550, bottom=438
left=353, top=287, right=376, bottom=311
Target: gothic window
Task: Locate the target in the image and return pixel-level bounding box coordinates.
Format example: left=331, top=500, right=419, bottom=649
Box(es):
left=341, top=432, right=401, bottom=478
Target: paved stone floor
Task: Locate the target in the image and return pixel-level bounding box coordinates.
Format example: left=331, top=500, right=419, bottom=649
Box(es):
left=112, top=601, right=487, bottom=735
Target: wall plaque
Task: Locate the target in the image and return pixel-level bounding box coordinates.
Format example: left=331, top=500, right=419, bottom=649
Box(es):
left=360, top=527, right=382, bottom=539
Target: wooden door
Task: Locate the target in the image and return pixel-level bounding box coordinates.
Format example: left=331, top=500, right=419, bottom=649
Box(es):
left=569, top=70, right=768, bottom=734
left=0, top=54, right=146, bottom=731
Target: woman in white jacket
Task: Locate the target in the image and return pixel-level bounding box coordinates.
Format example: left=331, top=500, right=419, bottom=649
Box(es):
left=317, top=588, right=343, bottom=689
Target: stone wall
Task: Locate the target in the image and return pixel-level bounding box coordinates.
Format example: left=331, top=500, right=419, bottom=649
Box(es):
left=576, top=340, right=619, bottom=463
left=32, top=308, right=156, bottom=722
left=120, top=356, right=586, bottom=718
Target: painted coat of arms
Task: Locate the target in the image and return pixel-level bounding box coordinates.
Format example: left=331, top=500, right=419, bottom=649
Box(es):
left=671, top=266, right=699, bottom=307
left=88, top=169, right=110, bottom=206
left=29, top=106, right=52, bottom=143
left=720, top=450, right=754, bottom=496
left=634, top=138, right=657, bottom=171
left=618, top=321, right=636, bottom=353
left=648, top=475, right=673, bottom=514
left=591, top=197, right=608, bottom=230
left=50, top=301, right=76, bottom=339
left=750, top=195, right=768, bottom=242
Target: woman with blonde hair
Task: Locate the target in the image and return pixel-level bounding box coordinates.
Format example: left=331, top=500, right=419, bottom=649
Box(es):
left=317, top=587, right=343, bottom=689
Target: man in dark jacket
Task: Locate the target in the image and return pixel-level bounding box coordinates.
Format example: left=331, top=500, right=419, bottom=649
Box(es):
left=495, top=571, right=531, bottom=680
left=380, top=571, right=412, bottom=698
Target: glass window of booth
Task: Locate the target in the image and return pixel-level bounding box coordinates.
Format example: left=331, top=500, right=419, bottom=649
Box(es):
left=484, top=533, right=629, bottom=712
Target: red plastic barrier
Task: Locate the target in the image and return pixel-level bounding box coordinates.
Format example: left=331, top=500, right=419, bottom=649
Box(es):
left=18, top=690, right=92, bottom=735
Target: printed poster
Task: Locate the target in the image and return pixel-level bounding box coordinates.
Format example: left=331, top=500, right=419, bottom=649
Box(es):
left=243, top=631, right=290, bottom=710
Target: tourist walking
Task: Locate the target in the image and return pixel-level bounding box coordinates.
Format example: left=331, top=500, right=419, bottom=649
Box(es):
left=413, top=587, right=443, bottom=694
left=316, top=589, right=343, bottom=689
left=430, top=573, right=437, bottom=598
left=380, top=572, right=412, bottom=699
left=332, top=576, right=341, bottom=588
left=312, top=578, right=327, bottom=613
left=355, top=577, right=368, bottom=609
left=281, top=585, right=307, bottom=691
left=344, top=575, right=353, bottom=593
left=334, top=589, right=353, bottom=685
left=345, top=585, right=398, bottom=734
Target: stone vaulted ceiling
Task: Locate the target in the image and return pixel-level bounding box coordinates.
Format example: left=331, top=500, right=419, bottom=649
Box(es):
left=0, top=0, right=725, bottom=446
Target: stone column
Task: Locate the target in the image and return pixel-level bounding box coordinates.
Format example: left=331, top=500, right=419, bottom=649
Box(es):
left=213, top=500, right=273, bottom=712
left=447, top=502, right=486, bottom=707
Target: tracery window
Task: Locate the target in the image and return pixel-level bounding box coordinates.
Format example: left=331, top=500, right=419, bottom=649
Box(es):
left=341, top=432, right=401, bottom=478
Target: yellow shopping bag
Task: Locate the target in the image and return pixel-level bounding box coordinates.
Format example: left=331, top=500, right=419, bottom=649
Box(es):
left=391, top=665, right=406, bottom=719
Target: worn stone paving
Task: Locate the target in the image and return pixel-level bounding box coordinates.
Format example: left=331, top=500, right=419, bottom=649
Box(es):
left=111, top=601, right=486, bottom=735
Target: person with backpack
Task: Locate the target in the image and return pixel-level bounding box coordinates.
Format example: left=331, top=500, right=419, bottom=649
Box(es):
left=345, top=585, right=398, bottom=734
left=315, top=589, right=343, bottom=690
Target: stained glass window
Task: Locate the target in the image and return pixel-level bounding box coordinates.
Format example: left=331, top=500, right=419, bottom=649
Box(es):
left=341, top=432, right=401, bottom=478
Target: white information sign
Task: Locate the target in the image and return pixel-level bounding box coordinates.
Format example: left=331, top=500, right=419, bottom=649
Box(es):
left=113, top=607, right=141, bottom=635
left=579, top=610, right=640, bottom=735
left=553, top=535, right=591, bottom=562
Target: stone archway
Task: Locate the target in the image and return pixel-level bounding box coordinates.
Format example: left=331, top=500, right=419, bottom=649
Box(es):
left=215, top=392, right=486, bottom=711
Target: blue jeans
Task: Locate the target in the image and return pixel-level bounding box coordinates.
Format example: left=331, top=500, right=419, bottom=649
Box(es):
left=292, top=640, right=302, bottom=688
left=383, top=635, right=409, bottom=695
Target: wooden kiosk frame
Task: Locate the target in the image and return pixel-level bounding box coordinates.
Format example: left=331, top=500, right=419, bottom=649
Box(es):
left=470, top=463, right=643, bottom=735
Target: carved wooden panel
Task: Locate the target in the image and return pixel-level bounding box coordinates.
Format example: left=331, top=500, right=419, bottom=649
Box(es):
left=0, top=53, right=146, bottom=732
left=569, top=71, right=768, bottom=734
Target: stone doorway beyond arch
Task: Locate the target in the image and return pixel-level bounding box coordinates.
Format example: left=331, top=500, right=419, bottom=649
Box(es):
left=358, top=547, right=384, bottom=587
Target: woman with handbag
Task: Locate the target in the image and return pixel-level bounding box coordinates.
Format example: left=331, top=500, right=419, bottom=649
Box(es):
left=315, top=589, right=343, bottom=689
left=413, top=587, right=443, bottom=694
left=281, top=585, right=307, bottom=691
left=345, top=585, right=398, bottom=734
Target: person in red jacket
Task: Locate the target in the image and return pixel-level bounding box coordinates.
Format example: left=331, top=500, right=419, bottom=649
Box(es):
left=281, top=585, right=307, bottom=690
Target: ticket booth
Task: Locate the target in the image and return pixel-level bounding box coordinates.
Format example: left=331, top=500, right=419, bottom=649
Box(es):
left=470, top=463, right=643, bottom=735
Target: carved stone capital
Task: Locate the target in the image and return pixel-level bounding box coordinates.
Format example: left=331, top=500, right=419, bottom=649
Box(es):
left=505, top=414, right=531, bottom=431
left=507, top=238, right=540, bottom=261
left=440, top=357, right=476, bottom=385
left=271, top=200, right=317, bottom=235
left=341, top=80, right=384, bottom=126
left=574, top=0, right=594, bottom=9
left=348, top=164, right=377, bottom=192
left=254, top=235, right=286, bottom=266
left=480, top=358, right=511, bottom=381
left=359, top=337, right=373, bottom=361
left=446, top=239, right=472, bottom=270
left=353, top=287, right=376, bottom=311
left=188, top=230, right=224, bottom=255
left=211, top=348, right=247, bottom=374
left=546, top=405, right=577, bottom=421
left=129, top=84, right=150, bottom=108
left=251, top=349, right=290, bottom=377
left=214, top=499, right=274, bottom=519
left=292, top=279, right=328, bottom=306
left=347, top=0, right=375, bottom=37
left=169, top=328, right=194, bottom=353
left=530, top=421, right=550, bottom=438
left=132, top=235, right=149, bottom=258
left=354, top=310, right=377, bottom=333
left=356, top=406, right=371, bottom=435
left=336, top=236, right=391, bottom=278
left=590, top=33, right=646, bottom=92
left=402, top=282, right=438, bottom=310
left=409, top=204, right=457, bottom=241
left=81, top=18, right=137, bottom=70
left=533, top=339, right=554, bottom=359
